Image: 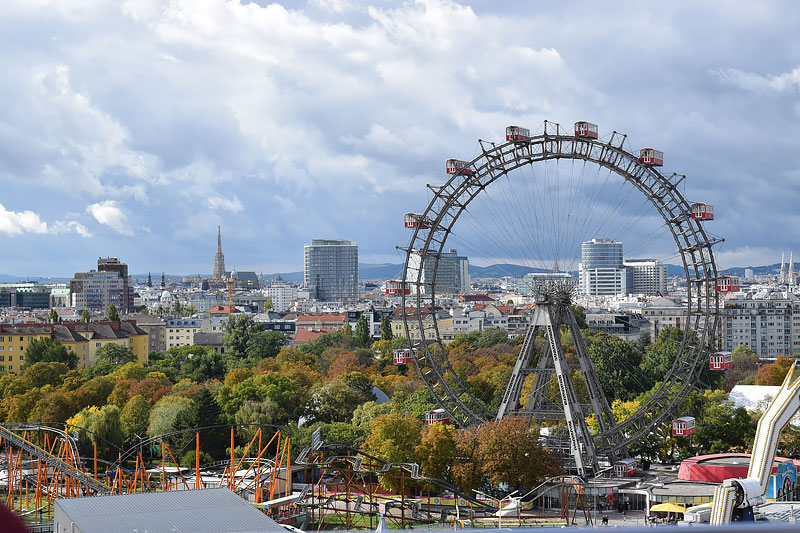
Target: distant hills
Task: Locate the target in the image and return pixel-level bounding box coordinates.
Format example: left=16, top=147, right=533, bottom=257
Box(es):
left=1, top=261, right=786, bottom=286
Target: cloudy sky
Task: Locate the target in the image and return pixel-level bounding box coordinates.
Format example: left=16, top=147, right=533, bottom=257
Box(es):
left=2, top=0, right=799, bottom=277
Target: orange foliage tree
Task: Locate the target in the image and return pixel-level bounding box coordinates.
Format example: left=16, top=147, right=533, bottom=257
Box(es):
left=754, top=355, right=795, bottom=386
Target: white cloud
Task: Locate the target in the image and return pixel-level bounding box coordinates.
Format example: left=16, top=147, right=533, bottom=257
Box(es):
left=51, top=220, right=92, bottom=237
left=206, top=194, right=243, bottom=213
left=0, top=203, right=49, bottom=235
left=87, top=200, right=133, bottom=236
left=0, top=203, right=90, bottom=237
left=713, top=66, right=800, bottom=93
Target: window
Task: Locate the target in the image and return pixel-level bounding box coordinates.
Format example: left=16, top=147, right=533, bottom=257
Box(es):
left=96, top=342, right=101, bottom=347
left=8, top=347, right=12, bottom=352
left=0, top=337, right=3, bottom=342
left=27, top=336, right=32, bottom=341
left=8, top=356, right=12, bottom=361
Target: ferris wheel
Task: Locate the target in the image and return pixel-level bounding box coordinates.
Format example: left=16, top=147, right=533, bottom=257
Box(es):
left=395, top=120, right=726, bottom=474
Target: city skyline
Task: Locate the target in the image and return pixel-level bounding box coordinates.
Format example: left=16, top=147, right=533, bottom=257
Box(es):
left=2, top=2, right=800, bottom=276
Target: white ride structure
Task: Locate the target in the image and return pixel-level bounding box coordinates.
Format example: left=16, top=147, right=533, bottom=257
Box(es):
left=710, top=361, right=800, bottom=524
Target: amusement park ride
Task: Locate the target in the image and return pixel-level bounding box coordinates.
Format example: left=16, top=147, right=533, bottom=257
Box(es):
left=393, top=119, right=730, bottom=478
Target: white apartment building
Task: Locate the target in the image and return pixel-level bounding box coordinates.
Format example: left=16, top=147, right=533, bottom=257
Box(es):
left=723, top=290, right=798, bottom=359
left=624, top=259, right=667, bottom=295
left=266, top=279, right=297, bottom=312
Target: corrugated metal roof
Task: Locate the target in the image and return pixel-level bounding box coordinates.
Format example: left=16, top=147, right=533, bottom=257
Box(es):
left=55, top=488, right=286, bottom=533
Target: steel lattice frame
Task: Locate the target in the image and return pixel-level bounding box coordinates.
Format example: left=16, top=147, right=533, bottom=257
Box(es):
left=400, top=121, right=722, bottom=458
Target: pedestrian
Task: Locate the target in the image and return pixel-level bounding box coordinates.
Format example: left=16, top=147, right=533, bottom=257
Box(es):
left=602, top=514, right=608, bottom=526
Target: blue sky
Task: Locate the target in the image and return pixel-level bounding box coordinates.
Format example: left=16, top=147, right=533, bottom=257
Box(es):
left=2, top=1, right=800, bottom=276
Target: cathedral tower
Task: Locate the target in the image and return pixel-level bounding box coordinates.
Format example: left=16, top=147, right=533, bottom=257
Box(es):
left=213, top=226, right=226, bottom=280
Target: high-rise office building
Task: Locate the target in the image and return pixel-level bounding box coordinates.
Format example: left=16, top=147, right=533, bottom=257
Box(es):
left=624, top=259, right=667, bottom=295
left=578, top=238, right=626, bottom=296
left=304, top=239, right=359, bottom=302
left=97, top=257, right=134, bottom=312
left=409, top=248, right=470, bottom=295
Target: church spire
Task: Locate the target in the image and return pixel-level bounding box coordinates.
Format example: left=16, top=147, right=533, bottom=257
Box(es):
left=213, top=225, right=226, bottom=279
left=790, top=251, right=795, bottom=286
left=780, top=251, right=787, bottom=284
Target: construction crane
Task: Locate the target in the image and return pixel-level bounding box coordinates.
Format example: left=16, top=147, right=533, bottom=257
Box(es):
left=710, top=361, right=800, bottom=524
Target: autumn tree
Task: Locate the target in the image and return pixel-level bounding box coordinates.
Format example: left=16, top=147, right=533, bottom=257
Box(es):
left=362, top=413, right=421, bottom=464
left=472, top=417, right=561, bottom=491
left=414, top=422, right=457, bottom=482
left=755, top=355, right=795, bottom=386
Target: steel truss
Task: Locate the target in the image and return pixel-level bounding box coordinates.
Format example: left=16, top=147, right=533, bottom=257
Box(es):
left=401, top=120, right=722, bottom=462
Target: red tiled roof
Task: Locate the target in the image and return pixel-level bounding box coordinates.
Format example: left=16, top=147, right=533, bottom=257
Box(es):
left=208, top=305, right=241, bottom=314
left=294, top=328, right=335, bottom=344
left=296, top=314, right=346, bottom=322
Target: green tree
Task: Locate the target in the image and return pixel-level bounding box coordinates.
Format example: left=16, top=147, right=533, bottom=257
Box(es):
left=47, top=308, right=61, bottom=323
left=24, top=337, right=77, bottom=370
left=380, top=316, right=393, bottom=341
left=180, top=449, right=212, bottom=468
left=22, top=362, right=71, bottom=388
left=724, top=344, right=760, bottom=391
left=245, top=330, right=287, bottom=363
left=86, top=344, right=136, bottom=379
left=588, top=333, right=643, bottom=401
left=121, top=395, right=151, bottom=439
left=640, top=327, right=685, bottom=387
left=263, top=299, right=273, bottom=311
left=172, top=300, right=183, bottom=315
left=354, top=315, right=371, bottom=348
left=107, top=303, right=120, bottom=322
left=234, top=398, right=278, bottom=440
left=224, top=315, right=265, bottom=361
left=324, top=421, right=369, bottom=449
left=148, top=396, right=192, bottom=437
left=304, top=371, right=376, bottom=424
left=341, top=320, right=353, bottom=338
left=81, top=404, right=125, bottom=461
left=80, top=310, right=91, bottom=323
left=178, top=347, right=227, bottom=382
left=174, top=388, right=225, bottom=457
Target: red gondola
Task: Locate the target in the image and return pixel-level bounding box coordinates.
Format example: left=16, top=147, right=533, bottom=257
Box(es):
left=613, top=458, right=638, bottom=477
left=709, top=351, right=733, bottom=370
left=640, top=148, right=664, bottom=167
left=574, top=121, right=599, bottom=139
left=505, top=125, right=531, bottom=141
left=393, top=348, right=417, bottom=365
left=672, top=416, right=696, bottom=436
left=446, top=159, right=473, bottom=175
left=425, top=409, right=450, bottom=425
left=716, top=276, right=740, bottom=293
left=385, top=280, right=410, bottom=295
left=691, top=203, right=715, bottom=221
left=404, top=213, right=429, bottom=229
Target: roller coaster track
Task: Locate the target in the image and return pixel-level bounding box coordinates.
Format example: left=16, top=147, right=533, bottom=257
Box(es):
left=296, top=444, right=493, bottom=510
left=0, top=424, right=111, bottom=495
